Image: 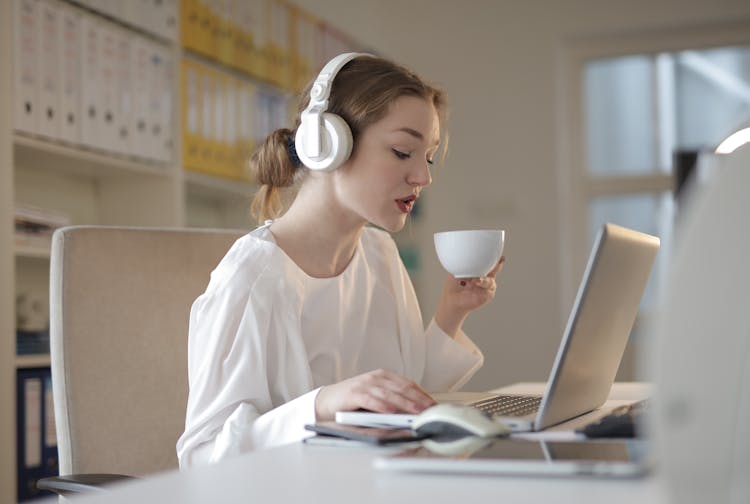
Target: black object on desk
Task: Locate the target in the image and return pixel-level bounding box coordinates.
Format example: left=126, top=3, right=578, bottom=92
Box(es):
left=578, top=400, right=649, bottom=438
left=305, top=422, right=429, bottom=445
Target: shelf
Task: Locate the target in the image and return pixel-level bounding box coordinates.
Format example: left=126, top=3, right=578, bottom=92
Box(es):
left=185, top=170, right=257, bottom=200
left=14, top=244, right=51, bottom=260
left=15, top=354, right=51, bottom=369
left=13, top=133, right=173, bottom=180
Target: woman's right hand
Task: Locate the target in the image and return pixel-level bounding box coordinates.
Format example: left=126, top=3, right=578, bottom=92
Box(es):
left=314, top=369, right=436, bottom=421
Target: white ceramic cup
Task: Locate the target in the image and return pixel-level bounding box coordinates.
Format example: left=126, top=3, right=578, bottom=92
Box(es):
left=434, top=229, right=505, bottom=278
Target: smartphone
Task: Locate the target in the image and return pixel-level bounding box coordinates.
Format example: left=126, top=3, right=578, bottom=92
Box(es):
left=304, top=422, right=427, bottom=445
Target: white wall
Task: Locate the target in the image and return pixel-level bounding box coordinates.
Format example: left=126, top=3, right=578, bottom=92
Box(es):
left=290, top=0, right=750, bottom=390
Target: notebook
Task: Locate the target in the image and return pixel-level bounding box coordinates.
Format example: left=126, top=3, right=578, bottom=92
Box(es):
left=336, top=223, right=660, bottom=432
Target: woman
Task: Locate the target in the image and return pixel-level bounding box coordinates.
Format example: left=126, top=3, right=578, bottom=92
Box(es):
left=177, top=53, right=504, bottom=467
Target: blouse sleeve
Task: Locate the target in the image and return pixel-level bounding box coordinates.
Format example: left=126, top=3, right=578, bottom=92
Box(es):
left=421, top=319, right=484, bottom=392
left=379, top=230, right=484, bottom=393
left=176, top=241, right=316, bottom=468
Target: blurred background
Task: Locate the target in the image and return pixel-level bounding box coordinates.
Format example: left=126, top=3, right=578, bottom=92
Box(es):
left=2, top=0, right=750, bottom=501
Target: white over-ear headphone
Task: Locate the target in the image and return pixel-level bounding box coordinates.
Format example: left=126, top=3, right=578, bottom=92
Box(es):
left=295, top=52, right=370, bottom=171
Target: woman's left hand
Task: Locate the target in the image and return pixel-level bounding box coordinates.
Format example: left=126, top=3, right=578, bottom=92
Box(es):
left=434, top=257, right=505, bottom=337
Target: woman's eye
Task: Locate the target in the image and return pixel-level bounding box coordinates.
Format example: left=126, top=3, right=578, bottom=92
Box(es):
left=392, top=149, right=411, bottom=160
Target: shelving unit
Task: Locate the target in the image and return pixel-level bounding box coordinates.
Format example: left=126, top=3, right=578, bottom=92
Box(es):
left=2, top=1, right=186, bottom=498
left=1, top=0, right=367, bottom=500
left=1, top=0, right=18, bottom=499
left=15, top=354, right=52, bottom=369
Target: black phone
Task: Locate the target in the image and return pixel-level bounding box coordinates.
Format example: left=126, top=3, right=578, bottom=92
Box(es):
left=304, top=422, right=427, bottom=445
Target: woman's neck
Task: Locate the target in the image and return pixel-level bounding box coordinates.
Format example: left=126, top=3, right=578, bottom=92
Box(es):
left=269, top=181, right=365, bottom=278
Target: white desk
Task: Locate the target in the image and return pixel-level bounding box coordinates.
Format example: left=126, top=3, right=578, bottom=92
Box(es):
left=72, top=383, right=671, bottom=504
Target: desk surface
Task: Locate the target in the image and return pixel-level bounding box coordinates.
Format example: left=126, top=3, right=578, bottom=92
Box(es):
left=73, top=383, right=670, bottom=504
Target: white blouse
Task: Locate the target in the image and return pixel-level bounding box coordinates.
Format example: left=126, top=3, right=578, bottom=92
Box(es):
left=176, top=224, right=484, bottom=468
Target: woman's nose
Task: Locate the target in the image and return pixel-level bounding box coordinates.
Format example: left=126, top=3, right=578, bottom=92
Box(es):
left=407, top=161, right=432, bottom=187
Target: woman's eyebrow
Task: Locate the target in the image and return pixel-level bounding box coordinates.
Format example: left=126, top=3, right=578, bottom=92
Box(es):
left=393, top=127, right=440, bottom=147
left=394, top=127, right=424, bottom=140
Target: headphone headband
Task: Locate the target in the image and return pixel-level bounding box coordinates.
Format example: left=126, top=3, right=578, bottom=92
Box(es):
left=299, top=52, right=371, bottom=161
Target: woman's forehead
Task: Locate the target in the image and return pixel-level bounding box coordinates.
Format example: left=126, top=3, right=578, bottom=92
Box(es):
left=378, top=96, right=441, bottom=144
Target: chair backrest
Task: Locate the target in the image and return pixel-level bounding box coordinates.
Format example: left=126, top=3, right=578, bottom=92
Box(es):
left=49, top=226, right=244, bottom=476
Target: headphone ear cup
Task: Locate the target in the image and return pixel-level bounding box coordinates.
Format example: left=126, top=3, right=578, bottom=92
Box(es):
left=295, top=113, right=353, bottom=172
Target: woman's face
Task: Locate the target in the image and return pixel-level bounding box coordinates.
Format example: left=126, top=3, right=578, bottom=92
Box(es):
left=333, top=95, right=440, bottom=233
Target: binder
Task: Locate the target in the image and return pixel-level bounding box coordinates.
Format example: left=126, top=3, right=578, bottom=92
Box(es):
left=199, top=64, right=216, bottom=173
left=181, top=58, right=202, bottom=172
left=130, top=35, right=152, bottom=160
left=98, top=18, right=120, bottom=153
left=79, top=11, right=102, bottom=149
left=154, top=43, right=175, bottom=162
left=212, top=68, right=227, bottom=175
left=16, top=367, right=58, bottom=502
left=143, top=37, right=160, bottom=161
left=13, top=0, right=40, bottom=135
left=143, top=42, right=174, bottom=162
left=112, top=24, right=133, bottom=156
left=161, top=0, right=179, bottom=42
left=37, top=0, right=61, bottom=140
left=58, top=0, right=82, bottom=145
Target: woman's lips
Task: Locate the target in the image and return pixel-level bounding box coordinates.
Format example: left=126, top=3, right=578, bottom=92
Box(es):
left=396, top=195, right=417, bottom=213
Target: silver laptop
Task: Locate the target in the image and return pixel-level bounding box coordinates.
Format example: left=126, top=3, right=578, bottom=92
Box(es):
left=337, top=223, right=660, bottom=432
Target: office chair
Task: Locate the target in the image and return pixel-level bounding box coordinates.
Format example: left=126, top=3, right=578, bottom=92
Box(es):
left=37, top=226, right=244, bottom=495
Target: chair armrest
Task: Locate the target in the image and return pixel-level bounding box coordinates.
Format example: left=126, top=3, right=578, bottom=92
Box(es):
left=37, top=474, right=138, bottom=495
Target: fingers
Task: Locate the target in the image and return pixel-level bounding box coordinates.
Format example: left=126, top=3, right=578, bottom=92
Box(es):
left=457, top=275, right=496, bottom=291
left=316, top=369, right=436, bottom=421
left=363, top=369, right=435, bottom=414
left=456, top=256, right=505, bottom=287
left=487, top=256, right=506, bottom=278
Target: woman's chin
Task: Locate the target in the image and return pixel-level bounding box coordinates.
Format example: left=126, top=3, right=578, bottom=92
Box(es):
left=377, top=218, right=407, bottom=233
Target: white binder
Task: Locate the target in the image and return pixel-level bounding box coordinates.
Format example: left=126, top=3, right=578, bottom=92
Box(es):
left=200, top=65, right=215, bottom=168
left=145, top=41, right=163, bottom=161
left=80, top=11, right=102, bottom=149
left=148, top=42, right=174, bottom=162
left=58, top=1, right=82, bottom=145
left=13, top=0, right=40, bottom=135
left=159, top=45, right=175, bottom=162
left=37, top=0, right=61, bottom=140
left=112, top=24, right=133, bottom=156
left=151, top=0, right=178, bottom=42
left=129, top=35, right=151, bottom=160
left=162, top=0, right=178, bottom=42
left=97, top=18, right=120, bottom=153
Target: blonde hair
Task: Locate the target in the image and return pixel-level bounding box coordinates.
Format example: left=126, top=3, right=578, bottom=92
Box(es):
left=249, top=55, right=447, bottom=223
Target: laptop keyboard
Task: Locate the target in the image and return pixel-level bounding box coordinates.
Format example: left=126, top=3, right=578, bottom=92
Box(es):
left=471, top=395, right=543, bottom=417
